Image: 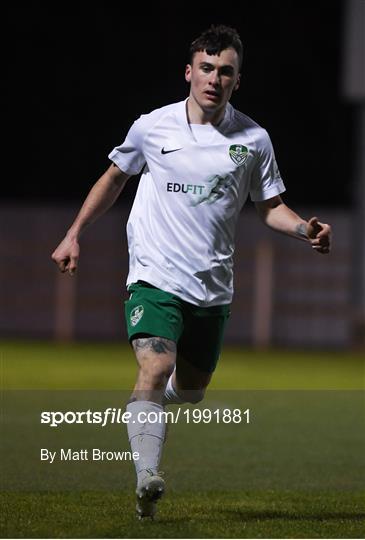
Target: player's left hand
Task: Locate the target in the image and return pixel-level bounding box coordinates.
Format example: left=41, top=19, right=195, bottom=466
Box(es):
left=307, top=217, right=332, bottom=254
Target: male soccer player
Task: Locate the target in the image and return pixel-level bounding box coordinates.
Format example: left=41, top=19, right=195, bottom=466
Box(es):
left=52, top=25, right=331, bottom=519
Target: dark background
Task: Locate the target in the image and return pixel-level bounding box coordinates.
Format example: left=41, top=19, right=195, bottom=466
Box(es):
left=5, top=1, right=355, bottom=207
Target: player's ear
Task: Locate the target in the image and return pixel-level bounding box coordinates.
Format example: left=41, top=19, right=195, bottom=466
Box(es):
left=185, top=64, right=192, bottom=83
left=234, top=73, right=241, bottom=91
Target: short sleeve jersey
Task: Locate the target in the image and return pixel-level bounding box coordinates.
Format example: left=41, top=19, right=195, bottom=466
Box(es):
left=108, top=99, right=285, bottom=307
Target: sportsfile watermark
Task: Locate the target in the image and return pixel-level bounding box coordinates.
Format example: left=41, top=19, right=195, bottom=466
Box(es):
left=40, top=407, right=250, bottom=427
left=3, top=390, right=363, bottom=491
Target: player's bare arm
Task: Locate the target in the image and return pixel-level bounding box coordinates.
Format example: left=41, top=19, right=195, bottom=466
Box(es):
left=255, top=195, right=332, bottom=254
left=51, top=164, right=130, bottom=275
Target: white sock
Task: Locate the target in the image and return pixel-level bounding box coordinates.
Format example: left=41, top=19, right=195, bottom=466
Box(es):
left=126, top=401, right=166, bottom=483
left=163, top=372, right=186, bottom=405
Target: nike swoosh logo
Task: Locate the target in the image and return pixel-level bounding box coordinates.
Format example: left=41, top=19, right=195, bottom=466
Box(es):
left=161, top=147, right=183, bottom=154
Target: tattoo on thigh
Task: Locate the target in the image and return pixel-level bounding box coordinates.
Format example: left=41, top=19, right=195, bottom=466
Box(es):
left=133, top=337, right=176, bottom=355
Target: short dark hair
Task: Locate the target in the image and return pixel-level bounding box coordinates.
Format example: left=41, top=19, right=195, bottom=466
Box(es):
left=189, top=24, right=243, bottom=69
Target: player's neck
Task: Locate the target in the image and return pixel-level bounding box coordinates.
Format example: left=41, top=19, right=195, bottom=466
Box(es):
left=186, top=96, right=225, bottom=126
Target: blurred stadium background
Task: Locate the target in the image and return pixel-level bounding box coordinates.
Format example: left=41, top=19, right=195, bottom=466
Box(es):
left=2, top=1, right=364, bottom=349
left=0, top=203, right=356, bottom=348
left=1, top=4, right=364, bottom=537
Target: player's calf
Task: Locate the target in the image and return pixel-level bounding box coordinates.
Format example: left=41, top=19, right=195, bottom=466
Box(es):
left=163, top=372, right=206, bottom=404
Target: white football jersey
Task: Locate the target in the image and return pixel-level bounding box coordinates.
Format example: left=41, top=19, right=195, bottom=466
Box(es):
left=108, top=99, right=285, bottom=306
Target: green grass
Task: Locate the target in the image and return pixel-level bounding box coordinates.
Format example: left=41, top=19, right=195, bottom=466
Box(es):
left=1, top=340, right=364, bottom=538
left=1, top=491, right=364, bottom=538
left=1, top=340, right=364, bottom=390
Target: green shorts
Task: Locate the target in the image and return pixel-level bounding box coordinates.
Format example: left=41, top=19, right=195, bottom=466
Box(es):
left=124, top=281, right=230, bottom=373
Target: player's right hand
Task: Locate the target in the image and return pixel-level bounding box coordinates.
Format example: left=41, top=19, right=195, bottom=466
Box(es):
left=51, top=235, right=80, bottom=275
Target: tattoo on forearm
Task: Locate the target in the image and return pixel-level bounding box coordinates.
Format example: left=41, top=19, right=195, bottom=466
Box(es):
left=296, top=223, right=308, bottom=239
left=132, top=337, right=176, bottom=354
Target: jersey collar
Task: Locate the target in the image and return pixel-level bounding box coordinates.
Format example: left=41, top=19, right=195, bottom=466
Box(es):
left=176, top=98, right=233, bottom=136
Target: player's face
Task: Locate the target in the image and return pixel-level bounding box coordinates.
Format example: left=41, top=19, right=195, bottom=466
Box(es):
left=185, top=48, right=241, bottom=118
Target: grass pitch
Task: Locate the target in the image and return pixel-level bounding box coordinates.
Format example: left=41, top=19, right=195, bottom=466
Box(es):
left=1, top=341, right=364, bottom=538
left=1, top=491, right=364, bottom=539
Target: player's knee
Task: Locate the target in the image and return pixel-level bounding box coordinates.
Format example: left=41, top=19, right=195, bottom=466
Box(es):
left=140, top=358, right=175, bottom=387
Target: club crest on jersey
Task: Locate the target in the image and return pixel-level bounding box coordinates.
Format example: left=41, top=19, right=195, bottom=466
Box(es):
left=229, top=144, right=248, bottom=166
left=130, top=305, right=144, bottom=327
